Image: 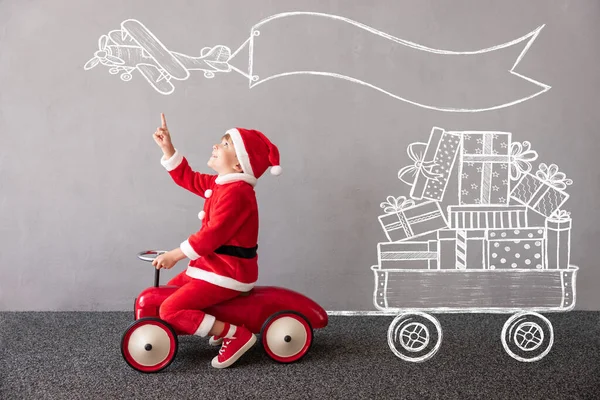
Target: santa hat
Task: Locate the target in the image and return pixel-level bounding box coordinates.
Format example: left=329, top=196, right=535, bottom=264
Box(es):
left=226, top=128, right=282, bottom=179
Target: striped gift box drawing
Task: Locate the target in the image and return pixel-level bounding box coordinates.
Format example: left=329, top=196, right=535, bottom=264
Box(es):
left=438, top=229, right=486, bottom=269
left=448, top=205, right=528, bottom=230
left=377, top=241, right=438, bottom=269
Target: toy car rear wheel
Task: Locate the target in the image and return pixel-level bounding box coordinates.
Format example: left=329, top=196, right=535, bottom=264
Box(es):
left=501, top=312, right=553, bottom=362
left=121, top=317, right=178, bottom=373
left=261, top=311, right=313, bottom=363
left=388, top=312, right=442, bottom=362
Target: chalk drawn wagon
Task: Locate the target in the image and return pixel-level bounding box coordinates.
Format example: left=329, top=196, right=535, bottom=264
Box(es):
left=371, top=264, right=579, bottom=363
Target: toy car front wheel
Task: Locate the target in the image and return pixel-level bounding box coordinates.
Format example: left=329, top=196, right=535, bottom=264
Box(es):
left=121, top=317, right=178, bottom=373
left=388, top=312, right=442, bottom=362
left=261, top=311, right=313, bottom=363
left=501, top=312, right=553, bottom=362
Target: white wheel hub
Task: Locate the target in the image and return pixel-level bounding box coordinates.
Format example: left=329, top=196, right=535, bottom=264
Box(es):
left=399, top=322, right=430, bottom=352
left=265, top=316, right=308, bottom=358
left=514, top=322, right=544, bottom=352
left=127, top=324, right=172, bottom=366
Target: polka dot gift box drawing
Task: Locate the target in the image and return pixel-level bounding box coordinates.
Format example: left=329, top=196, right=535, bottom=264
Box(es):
left=398, top=127, right=461, bottom=202
left=486, top=228, right=545, bottom=270
left=371, top=126, right=578, bottom=364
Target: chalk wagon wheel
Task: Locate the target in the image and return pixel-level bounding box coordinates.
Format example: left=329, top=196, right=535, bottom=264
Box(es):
left=501, top=311, right=554, bottom=362
left=387, top=312, right=443, bottom=363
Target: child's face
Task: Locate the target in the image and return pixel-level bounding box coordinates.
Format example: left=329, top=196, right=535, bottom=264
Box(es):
left=207, top=136, right=242, bottom=175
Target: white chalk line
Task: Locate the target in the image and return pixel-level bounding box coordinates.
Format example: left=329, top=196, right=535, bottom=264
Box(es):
left=246, top=11, right=550, bottom=112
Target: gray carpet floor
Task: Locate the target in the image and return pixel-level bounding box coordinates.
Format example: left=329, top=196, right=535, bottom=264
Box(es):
left=0, top=312, right=599, bottom=399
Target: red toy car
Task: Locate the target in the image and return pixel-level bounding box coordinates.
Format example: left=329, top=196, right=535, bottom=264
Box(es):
left=121, top=250, right=329, bottom=373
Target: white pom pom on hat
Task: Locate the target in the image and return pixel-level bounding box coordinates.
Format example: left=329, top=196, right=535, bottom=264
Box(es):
left=270, top=165, right=282, bottom=176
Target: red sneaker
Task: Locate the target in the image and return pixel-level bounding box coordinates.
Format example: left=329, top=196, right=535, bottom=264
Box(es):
left=209, top=335, right=223, bottom=346
left=211, top=326, right=257, bottom=368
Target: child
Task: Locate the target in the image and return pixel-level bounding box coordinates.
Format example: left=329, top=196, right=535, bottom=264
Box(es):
left=151, top=113, right=282, bottom=369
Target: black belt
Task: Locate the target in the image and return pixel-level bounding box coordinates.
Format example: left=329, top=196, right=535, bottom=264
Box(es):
left=214, top=244, right=258, bottom=259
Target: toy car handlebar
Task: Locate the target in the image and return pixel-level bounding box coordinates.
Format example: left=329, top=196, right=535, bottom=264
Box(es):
left=137, top=250, right=168, bottom=288
left=137, top=250, right=167, bottom=262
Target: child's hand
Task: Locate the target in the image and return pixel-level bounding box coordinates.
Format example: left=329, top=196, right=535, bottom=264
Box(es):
left=152, top=248, right=185, bottom=270
left=153, top=113, right=175, bottom=158
left=152, top=250, right=178, bottom=270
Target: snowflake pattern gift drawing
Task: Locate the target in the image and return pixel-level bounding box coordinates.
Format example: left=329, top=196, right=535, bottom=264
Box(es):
left=373, top=127, right=577, bottom=363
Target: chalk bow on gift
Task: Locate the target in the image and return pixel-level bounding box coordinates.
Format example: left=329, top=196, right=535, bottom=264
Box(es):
left=397, top=142, right=443, bottom=185
left=509, top=141, right=538, bottom=180
left=536, top=163, right=573, bottom=190
left=380, top=195, right=415, bottom=214
left=549, top=209, right=571, bottom=221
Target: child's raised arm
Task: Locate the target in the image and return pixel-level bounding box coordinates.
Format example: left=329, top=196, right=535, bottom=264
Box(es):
left=154, top=113, right=216, bottom=197
left=153, top=113, right=175, bottom=158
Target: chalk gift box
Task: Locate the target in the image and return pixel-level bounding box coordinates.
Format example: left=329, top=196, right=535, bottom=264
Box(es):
left=459, top=132, right=513, bottom=205
left=511, top=163, right=572, bottom=218
left=378, top=196, right=449, bottom=242
left=397, top=127, right=461, bottom=202
left=448, top=205, right=528, bottom=230
left=437, top=229, right=486, bottom=269
left=377, top=241, right=438, bottom=269
left=545, top=210, right=571, bottom=269
left=486, top=228, right=545, bottom=270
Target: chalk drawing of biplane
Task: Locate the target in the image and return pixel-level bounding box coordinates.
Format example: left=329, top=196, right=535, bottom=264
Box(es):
left=83, top=19, right=232, bottom=95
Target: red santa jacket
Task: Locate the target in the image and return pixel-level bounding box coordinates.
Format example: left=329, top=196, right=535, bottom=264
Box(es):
left=161, top=150, right=259, bottom=292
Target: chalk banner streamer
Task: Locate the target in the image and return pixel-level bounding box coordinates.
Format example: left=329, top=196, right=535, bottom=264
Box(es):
left=84, top=12, right=550, bottom=112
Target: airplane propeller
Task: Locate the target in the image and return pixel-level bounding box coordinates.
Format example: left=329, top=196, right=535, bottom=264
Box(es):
left=84, top=34, right=126, bottom=70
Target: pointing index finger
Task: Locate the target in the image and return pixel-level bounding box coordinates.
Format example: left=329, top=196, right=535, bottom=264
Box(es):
left=161, top=113, right=167, bottom=128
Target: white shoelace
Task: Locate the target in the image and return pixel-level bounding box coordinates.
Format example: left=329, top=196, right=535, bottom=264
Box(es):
left=219, top=339, right=233, bottom=355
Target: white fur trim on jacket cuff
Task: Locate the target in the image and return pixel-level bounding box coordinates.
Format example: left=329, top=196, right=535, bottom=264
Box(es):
left=160, top=150, right=184, bottom=171
left=180, top=240, right=200, bottom=260
left=194, top=314, right=216, bottom=337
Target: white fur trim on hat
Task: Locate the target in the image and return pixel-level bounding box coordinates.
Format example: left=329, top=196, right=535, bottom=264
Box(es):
left=271, top=166, right=282, bottom=176
left=226, top=128, right=254, bottom=177
left=215, top=173, right=257, bottom=187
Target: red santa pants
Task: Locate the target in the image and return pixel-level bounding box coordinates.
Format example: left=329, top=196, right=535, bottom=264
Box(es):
left=159, top=270, right=241, bottom=336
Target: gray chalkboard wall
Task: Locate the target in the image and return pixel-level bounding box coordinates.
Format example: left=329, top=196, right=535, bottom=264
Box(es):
left=1, top=0, right=599, bottom=311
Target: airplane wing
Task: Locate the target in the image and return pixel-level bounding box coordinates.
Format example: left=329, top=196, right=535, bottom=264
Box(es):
left=122, top=19, right=189, bottom=80
left=108, top=29, right=137, bottom=46
left=137, top=63, right=175, bottom=95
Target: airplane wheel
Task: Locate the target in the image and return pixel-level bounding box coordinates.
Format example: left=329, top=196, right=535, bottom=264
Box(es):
left=121, top=317, right=178, bottom=373
left=121, top=73, right=132, bottom=81
left=261, top=311, right=313, bottom=363
left=109, top=67, right=120, bottom=74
